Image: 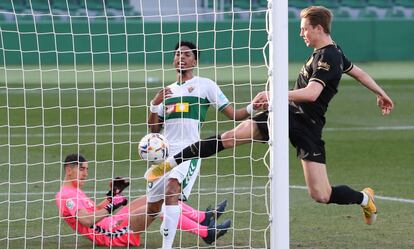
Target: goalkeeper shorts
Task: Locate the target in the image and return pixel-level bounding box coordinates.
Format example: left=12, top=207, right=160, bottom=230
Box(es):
left=92, top=206, right=141, bottom=247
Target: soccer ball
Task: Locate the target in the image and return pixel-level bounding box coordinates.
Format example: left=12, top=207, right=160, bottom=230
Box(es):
left=138, top=133, right=169, bottom=163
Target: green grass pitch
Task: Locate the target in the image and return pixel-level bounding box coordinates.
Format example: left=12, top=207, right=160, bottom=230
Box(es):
left=0, top=62, right=413, bottom=248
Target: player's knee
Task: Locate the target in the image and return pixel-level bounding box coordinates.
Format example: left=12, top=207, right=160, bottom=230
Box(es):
left=309, top=190, right=330, bottom=204
left=221, top=132, right=235, bottom=148
left=147, top=201, right=162, bottom=217
left=165, top=179, right=181, bottom=203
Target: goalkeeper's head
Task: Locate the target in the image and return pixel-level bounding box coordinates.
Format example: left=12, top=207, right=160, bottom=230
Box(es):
left=174, top=41, right=198, bottom=75
left=63, top=154, right=88, bottom=188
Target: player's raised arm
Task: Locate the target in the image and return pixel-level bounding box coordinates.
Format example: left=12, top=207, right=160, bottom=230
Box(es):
left=148, top=87, right=172, bottom=133
left=346, top=65, right=394, bottom=115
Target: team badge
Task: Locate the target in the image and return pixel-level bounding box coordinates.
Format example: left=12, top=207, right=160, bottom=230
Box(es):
left=66, top=199, right=75, bottom=210
left=317, top=61, right=330, bottom=71
left=88, top=201, right=94, bottom=208
left=187, top=86, right=194, bottom=93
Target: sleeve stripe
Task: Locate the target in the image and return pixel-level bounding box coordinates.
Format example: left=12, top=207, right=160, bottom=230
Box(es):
left=309, top=78, right=326, bottom=87
left=343, top=63, right=353, bottom=73
left=218, top=102, right=230, bottom=112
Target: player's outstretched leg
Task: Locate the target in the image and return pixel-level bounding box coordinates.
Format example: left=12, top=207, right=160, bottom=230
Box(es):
left=361, top=187, right=377, bottom=225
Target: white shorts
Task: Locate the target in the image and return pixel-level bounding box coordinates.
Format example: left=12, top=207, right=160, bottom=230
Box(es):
left=146, top=158, right=201, bottom=203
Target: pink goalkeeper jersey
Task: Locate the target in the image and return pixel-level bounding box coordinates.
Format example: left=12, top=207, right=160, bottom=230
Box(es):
left=56, top=185, right=140, bottom=247
left=56, top=186, right=98, bottom=240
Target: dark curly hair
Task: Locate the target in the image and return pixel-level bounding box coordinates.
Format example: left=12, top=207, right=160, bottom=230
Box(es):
left=175, top=41, right=198, bottom=61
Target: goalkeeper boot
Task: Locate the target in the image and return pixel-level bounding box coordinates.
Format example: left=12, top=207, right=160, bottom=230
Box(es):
left=144, top=161, right=172, bottom=182
left=361, top=187, right=377, bottom=225
left=202, top=219, right=231, bottom=245
left=200, top=199, right=228, bottom=226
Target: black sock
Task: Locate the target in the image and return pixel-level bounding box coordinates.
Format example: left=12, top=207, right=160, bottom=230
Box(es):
left=174, top=135, right=225, bottom=165
left=328, top=185, right=363, bottom=205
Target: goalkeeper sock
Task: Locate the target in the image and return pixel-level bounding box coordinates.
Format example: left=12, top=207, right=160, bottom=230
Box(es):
left=162, top=205, right=181, bottom=249
left=328, top=185, right=364, bottom=205
left=360, top=191, right=369, bottom=206
left=179, top=201, right=206, bottom=223
left=173, top=135, right=225, bottom=165
left=177, top=213, right=208, bottom=238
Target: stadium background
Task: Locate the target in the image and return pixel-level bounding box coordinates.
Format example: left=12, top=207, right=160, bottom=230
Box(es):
left=1, top=0, right=414, bottom=248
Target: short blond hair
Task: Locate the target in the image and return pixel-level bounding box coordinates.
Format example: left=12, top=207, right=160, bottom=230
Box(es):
left=300, top=6, right=333, bottom=34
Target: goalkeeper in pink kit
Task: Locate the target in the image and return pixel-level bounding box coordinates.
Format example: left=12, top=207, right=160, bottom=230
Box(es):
left=56, top=153, right=227, bottom=247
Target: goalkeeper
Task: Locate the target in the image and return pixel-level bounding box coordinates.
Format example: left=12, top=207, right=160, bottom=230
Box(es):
left=147, top=6, right=394, bottom=226
left=56, top=153, right=228, bottom=247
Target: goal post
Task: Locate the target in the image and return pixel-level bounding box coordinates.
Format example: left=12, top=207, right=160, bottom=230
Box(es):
left=269, top=0, right=290, bottom=248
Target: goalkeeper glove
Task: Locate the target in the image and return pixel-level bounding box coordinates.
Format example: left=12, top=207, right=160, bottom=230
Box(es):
left=104, top=194, right=128, bottom=214
left=106, top=177, right=130, bottom=199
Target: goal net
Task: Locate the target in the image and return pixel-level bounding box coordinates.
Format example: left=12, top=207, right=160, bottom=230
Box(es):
left=0, top=0, right=287, bottom=248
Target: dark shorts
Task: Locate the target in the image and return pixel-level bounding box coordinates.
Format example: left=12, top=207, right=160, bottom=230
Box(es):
left=252, top=109, right=326, bottom=164
left=252, top=111, right=269, bottom=141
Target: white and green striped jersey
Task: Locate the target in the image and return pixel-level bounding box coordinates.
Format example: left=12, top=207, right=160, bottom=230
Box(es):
left=157, top=76, right=229, bottom=154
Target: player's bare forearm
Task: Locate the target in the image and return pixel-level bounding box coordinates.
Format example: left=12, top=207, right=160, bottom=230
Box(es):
left=347, top=65, right=385, bottom=96
left=222, top=105, right=250, bottom=121
left=148, top=112, right=162, bottom=133
left=347, top=65, right=394, bottom=115
left=234, top=107, right=251, bottom=120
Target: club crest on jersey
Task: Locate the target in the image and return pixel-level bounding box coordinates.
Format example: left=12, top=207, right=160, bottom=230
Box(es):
left=187, top=86, right=194, bottom=93
left=317, top=61, right=330, bottom=71
left=66, top=199, right=75, bottom=210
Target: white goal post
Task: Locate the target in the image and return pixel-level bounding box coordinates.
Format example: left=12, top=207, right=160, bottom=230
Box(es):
left=269, top=0, right=290, bottom=248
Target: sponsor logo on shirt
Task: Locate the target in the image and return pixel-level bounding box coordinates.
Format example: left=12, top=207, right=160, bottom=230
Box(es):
left=317, top=61, right=330, bottom=71
left=166, top=103, right=189, bottom=114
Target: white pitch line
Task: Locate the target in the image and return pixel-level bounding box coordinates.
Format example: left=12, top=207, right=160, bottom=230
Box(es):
left=1, top=125, right=414, bottom=139
left=324, top=125, right=414, bottom=132
left=2, top=185, right=414, bottom=204
left=290, top=185, right=414, bottom=204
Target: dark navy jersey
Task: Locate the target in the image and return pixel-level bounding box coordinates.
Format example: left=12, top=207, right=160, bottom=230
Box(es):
left=290, top=43, right=353, bottom=127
